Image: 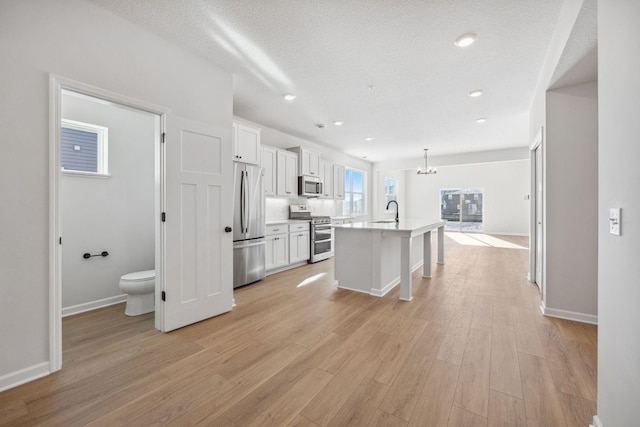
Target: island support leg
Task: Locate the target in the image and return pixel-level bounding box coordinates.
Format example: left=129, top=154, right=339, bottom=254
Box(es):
left=437, top=225, right=445, bottom=264
left=423, top=230, right=432, bottom=278
left=399, top=236, right=412, bottom=301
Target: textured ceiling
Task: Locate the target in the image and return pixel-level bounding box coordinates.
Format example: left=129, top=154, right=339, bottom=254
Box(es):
left=549, top=0, right=597, bottom=90
left=88, top=0, right=568, bottom=162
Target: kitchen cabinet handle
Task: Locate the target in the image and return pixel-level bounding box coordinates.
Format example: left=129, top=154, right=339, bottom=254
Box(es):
left=273, top=228, right=280, bottom=231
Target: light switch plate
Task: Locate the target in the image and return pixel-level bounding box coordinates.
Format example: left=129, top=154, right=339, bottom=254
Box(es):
left=609, top=208, right=621, bottom=236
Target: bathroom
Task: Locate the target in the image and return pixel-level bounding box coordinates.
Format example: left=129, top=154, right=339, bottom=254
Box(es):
left=60, top=90, right=158, bottom=318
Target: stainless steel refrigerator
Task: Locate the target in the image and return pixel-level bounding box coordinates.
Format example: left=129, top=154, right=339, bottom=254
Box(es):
left=232, top=163, right=266, bottom=288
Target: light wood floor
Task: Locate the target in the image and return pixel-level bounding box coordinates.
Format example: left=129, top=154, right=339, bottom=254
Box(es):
left=0, top=234, right=597, bottom=426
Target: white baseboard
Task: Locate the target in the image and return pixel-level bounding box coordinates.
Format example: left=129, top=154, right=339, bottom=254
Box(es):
left=540, top=302, right=598, bottom=325
left=0, top=361, right=50, bottom=392
left=592, top=415, right=603, bottom=427
left=371, top=278, right=400, bottom=297
left=266, top=260, right=309, bottom=276
left=62, top=294, right=127, bottom=317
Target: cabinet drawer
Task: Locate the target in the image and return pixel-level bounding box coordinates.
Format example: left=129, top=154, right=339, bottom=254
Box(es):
left=289, top=222, right=309, bottom=233
left=266, top=224, right=288, bottom=235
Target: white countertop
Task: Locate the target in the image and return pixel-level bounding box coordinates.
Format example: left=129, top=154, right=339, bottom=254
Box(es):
left=334, top=218, right=446, bottom=237
left=266, top=219, right=310, bottom=225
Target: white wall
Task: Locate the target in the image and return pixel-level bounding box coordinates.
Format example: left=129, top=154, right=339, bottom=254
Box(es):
left=544, top=82, right=598, bottom=321
left=403, top=160, right=530, bottom=235
left=597, top=1, right=640, bottom=425
left=61, top=93, right=156, bottom=312
left=0, top=0, right=232, bottom=387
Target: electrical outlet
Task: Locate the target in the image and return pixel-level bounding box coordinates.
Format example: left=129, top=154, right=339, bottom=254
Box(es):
left=609, top=208, right=621, bottom=236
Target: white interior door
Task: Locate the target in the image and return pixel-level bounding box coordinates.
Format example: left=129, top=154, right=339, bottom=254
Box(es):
left=161, top=116, right=233, bottom=332
left=535, top=145, right=543, bottom=291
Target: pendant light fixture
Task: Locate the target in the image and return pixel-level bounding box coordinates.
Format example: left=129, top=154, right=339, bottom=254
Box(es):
left=417, top=148, right=437, bottom=175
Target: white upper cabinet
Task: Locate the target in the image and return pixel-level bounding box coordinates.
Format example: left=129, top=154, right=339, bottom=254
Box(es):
left=261, top=145, right=277, bottom=196
left=333, top=164, right=345, bottom=200
left=288, top=147, right=320, bottom=176
left=319, top=159, right=333, bottom=198
left=277, top=150, right=298, bottom=197
left=233, top=122, right=260, bottom=165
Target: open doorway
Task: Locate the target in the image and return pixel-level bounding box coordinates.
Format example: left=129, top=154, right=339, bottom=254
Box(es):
left=529, top=128, right=544, bottom=297
left=59, top=90, right=159, bottom=318
left=49, top=76, right=166, bottom=372
left=50, top=76, right=236, bottom=373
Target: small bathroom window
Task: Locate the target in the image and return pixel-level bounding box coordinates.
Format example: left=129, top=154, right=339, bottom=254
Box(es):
left=60, top=119, right=109, bottom=177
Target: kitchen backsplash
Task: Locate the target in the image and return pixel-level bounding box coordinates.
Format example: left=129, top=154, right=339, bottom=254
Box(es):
left=266, top=197, right=343, bottom=220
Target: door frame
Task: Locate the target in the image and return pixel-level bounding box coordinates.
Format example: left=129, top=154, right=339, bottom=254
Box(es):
left=529, top=127, right=544, bottom=297
left=49, top=74, right=169, bottom=373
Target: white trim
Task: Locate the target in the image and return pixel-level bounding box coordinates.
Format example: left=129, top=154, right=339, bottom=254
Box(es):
left=529, top=127, right=544, bottom=303
left=591, top=415, right=604, bottom=427
left=540, top=301, right=598, bottom=325
left=265, top=260, right=309, bottom=276
left=49, top=74, right=169, bottom=380
left=0, top=362, right=50, bottom=393
left=61, top=170, right=111, bottom=178
left=62, top=294, right=128, bottom=317
left=371, top=278, right=400, bottom=297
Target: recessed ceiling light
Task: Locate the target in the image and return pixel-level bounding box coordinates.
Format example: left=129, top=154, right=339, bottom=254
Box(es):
left=361, top=155, right=368, bottom=159
left=316, top=123, right=326, bottom=129
left=283, top=93, right=296, bottom=101
left=364, top=137, right=373, bottom=141
left=468, top=89, right=483, bottom=97
left=333, top=121, right=344, bottom=126
left=454, top=33, right=477, bottom=47
left=476, top=118, right=487, bottom=124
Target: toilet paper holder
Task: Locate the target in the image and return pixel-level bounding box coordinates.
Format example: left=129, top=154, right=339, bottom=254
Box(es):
left=83, top=251, right=109, bottom=259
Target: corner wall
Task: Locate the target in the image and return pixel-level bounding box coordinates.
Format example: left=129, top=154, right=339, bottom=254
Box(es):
left=543, top=82, right=598, bottom=322
left=597, top=1, right=640, bottom=425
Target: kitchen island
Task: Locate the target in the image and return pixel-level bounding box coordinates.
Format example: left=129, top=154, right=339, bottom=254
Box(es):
left=333, top=219, right=446, bottom=301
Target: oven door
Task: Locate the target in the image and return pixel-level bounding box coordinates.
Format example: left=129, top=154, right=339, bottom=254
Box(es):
left=313, top=225, right=332, bottom=242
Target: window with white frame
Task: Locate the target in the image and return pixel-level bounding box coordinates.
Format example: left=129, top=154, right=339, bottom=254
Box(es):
left=343, top=167, right=366, bottom=215
left=60, top=119, right=109, bottom=175
left=384, top=177, right=398, bottom=208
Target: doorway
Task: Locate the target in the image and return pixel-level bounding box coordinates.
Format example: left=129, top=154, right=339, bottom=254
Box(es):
left=59, top=90, right=159, bottom=318
left=439, top=188, right=484, bottom=232
left=49, top=76, right=166, bottom=372
left=50, top=76, right=236, bottom=373
left=529, top=128, right=544, bottom=297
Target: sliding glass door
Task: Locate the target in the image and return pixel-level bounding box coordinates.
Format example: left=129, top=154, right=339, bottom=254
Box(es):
left=440, top=188, right=484, bottom=232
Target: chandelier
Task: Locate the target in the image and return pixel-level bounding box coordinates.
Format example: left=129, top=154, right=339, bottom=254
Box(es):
left=417, top=148, right=437, bottom=175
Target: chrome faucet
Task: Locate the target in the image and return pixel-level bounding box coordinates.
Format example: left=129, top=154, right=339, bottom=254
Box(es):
left=386, top=200, right=399, bottom=223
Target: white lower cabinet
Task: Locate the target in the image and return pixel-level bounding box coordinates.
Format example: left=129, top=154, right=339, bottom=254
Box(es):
left=266, top=222, right=310, bottom=274
left=289, top=231, right=310, bottom=264
left=266, top=233, right=288, bottom=271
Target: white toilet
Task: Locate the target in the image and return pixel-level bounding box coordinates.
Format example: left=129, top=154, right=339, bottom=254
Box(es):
left=119, top=270, right=155, bottom=316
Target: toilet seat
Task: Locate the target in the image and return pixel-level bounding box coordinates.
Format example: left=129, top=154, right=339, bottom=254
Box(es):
left=120, top=269, right=155, bottom=282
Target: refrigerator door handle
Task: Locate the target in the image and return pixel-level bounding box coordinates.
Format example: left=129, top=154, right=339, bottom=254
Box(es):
left=240, top=170, right=245, bottom=235
left=233, top=240, right=266, bottom=249
left=243, top=170, right=250, bottom=233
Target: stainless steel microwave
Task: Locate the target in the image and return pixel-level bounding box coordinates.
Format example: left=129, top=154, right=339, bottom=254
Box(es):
left=298, top=175, right=323, bottom=197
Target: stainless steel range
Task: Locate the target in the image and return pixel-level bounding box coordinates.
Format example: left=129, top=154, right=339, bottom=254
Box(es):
left=289, top=205, right=333, bottom=263
left=309, top=216, right=332, bottom=263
